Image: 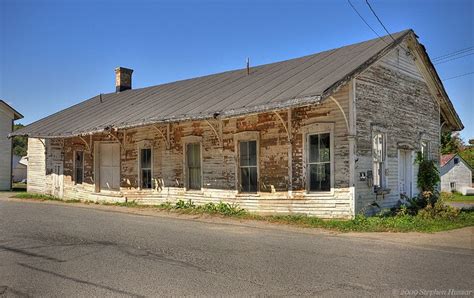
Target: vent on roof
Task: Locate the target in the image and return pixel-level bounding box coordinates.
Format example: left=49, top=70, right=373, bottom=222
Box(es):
left=115, top=67, right=133, bottom=92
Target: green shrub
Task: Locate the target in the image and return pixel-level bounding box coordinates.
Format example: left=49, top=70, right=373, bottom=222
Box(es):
left=416, top=152, right=440, bottom=193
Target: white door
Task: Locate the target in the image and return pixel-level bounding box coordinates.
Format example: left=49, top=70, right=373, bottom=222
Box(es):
left=398, top=150, right=413, bottom=198
left=99, top=143, right=120, bottom=191
left=52, top=162, right=64, bottom=198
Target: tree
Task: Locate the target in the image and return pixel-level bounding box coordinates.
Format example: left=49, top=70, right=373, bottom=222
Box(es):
left=12, top=124, right=27, bottom=156
left=440, top=131, right=463, bottom=154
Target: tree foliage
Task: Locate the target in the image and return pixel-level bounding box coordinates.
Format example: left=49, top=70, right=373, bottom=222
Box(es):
left=12, top=124, right=27, bottom=156
left=440, top=131, right=463, bottom=154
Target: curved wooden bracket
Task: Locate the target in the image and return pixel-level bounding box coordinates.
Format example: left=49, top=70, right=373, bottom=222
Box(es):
left=205, top=119, right=223, bottom=147
left=153, top=125, right=171, bottom=150
left=78, top=135, right=92, bottom=152
left=329, top=96, right=350, bottom=133
left=107, top=132, right=125, bottom=150
left=273, top=111, right=292, bottom=143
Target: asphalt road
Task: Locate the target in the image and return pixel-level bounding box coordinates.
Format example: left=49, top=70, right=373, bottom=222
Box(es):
left=0, top=197, right=473, bottom=297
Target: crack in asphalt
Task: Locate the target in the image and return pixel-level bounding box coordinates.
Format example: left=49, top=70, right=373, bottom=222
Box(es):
left=17, top=263, right=145, bottom=297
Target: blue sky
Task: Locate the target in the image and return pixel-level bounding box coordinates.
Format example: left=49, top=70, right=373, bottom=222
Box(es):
left=1, top=0, right=472, bottom=141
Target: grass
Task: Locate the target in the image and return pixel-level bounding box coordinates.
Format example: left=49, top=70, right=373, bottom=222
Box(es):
left=441, top=191, right=474, bottom=203
left=11, top=193, right=474, bottom=233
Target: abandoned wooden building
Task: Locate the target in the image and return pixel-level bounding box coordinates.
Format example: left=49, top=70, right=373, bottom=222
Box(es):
left=12, top=29, right=463, bottom=218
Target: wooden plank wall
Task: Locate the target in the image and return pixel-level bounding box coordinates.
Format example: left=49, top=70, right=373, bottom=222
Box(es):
left=354, top=41, right=440, bottom=214
left=27, top=85, right=353, bottom=218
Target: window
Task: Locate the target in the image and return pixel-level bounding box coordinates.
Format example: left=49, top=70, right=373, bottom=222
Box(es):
left=373, top=133, right=385, bottom=188
left=421, top=141, right=431, bottom=160
left=186, top=143, right=201, bottom=190
left=454, top=157, right=459, bottom=165
left=239, top=140, right=258, bottom=192
left=74, top=151, right=84, bottom=184
left=450, top=182, right=456, bottom=190
left=140, top=148, right=152, bottom=189
left=308, top=133, right=331, bottom=192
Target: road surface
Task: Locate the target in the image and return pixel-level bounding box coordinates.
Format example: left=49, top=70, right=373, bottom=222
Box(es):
left=0, top=196, right=472, bottom=297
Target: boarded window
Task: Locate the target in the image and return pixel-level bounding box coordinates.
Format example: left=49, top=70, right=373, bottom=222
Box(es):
left=74, top=151, right=84, bottom=184
left=99, top=143, right=120, bottom=190
left=140, top=148, right=152, bottom=189
left=373, top=133, right=385, bottom=188
left=186, top=143, right=201, bottom=190
left=308, top=133, right=331, bottom=192
left=239, top=140, right=258, bottom=193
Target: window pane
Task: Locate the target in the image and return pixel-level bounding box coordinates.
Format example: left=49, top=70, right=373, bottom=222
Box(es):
left=140, top=149, right=151, bottom=169
left=309, top=135, right=319, bottom=163
left=75, top=151, right=84, bottom=184
left=240, top=167, right=257, bottom=193
left=319, top=133, right=330, bottom=162
left=76, top=168, right=83, bottom=184
left=248, top=141, right=257, bottom=166
left=249, top=167, right=258, bottom=192
left=141, top=169, right=152, bottom=189
left=187, top=143, right=201, bottom=190
left=309, top=163, right=330, bottom=192
left=373, top=134, right=383, bottom=162
left=240, top=141, right=249, bottom=166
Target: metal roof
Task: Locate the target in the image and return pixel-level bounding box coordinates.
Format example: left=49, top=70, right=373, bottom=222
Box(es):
left=13, top=30, right=415, bottom=138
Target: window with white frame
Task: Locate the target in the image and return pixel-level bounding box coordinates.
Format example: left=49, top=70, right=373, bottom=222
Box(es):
left=186, top=143, right=201, bottom=190
left=74, top=151, right=84, bottom=184
left=239, top=140, right=258, bottom=193
left=421, top=140, right=431, bottom=160
left=139, top=148, right=152, bottom=189
left=372, top=133, right=386, bottom=188
left=307, top=133, right=331, bottom=192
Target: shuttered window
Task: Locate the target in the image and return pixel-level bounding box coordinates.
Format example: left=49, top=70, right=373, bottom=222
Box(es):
left=308, top=133, right=331, bottom=192
left=239, top=140, right=258, bottom=193
left=186, top=143, right=201, bottom=190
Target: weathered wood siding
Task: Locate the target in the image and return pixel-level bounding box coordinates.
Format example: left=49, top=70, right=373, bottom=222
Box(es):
left=27, top=138, right=46, bottom=193
left=354, top=42, right=440, bottom=213
left=0, top=107, right=13, bottom=190
left=27, top=85, right=353, bottom=218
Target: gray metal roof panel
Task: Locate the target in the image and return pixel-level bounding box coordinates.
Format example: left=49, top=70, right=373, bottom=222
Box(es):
left=12, top=30, right=411, bottom=138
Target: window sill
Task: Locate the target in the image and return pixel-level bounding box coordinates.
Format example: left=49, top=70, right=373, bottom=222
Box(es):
left=374, top=187, right=391, bottom=195
left=185, top=190, right=205, bottom=195
left=304, top=191, right=335, bottom=198
left=236, top=193, right=260, bottom=197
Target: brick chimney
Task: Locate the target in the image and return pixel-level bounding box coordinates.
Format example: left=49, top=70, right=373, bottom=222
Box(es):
left=115, top=67, right=133, bottom=92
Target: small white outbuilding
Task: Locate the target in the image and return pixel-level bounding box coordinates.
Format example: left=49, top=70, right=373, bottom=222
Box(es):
left=0, top=100, right=23, bottom=190
left=440, top=154, right=473, bottom=195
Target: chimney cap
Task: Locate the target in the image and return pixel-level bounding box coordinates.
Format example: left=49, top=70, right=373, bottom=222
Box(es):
left=115, top=66, right=134, bottom=73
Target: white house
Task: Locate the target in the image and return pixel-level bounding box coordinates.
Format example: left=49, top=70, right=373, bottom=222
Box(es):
left=0, top=100, right=23, bottom=190
left=440, top=154, right=473, bottom=195
left=12, top=155, right=28, bottom=183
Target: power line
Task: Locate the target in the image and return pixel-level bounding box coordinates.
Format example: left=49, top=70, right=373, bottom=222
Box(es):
left=364, top=0, right=409, bottom=52
left=442, top=71, right=474, bottom=82
left=365, top=0, right=395, bottom=42
left=347, top=0, right=388, bottom=44
left=434, top=52, right=474, bottom=65
left=432, top=46, right=474, bottom=61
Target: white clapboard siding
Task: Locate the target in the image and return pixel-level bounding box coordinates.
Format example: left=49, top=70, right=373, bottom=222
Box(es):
left=0, top=107, right=13, bottom=190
